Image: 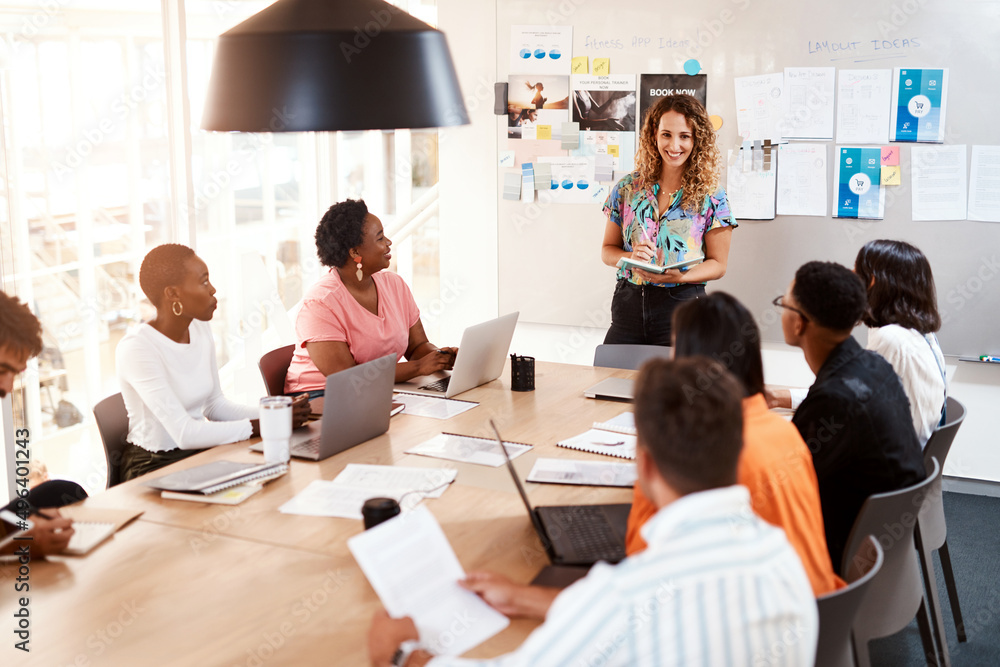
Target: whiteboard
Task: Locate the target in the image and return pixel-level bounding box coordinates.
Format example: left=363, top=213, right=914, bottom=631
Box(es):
left=495, top=0, right=1000, bottom=357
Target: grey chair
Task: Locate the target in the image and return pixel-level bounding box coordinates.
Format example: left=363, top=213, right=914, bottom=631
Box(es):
left=593, top=343, right=671, bottom=371
left=93, top=392, right=129, bottom=489
left=916, top=396, right=968, bottom=658
left=842, top=458, right=941, bottom=667
left=258, top=344, right=295, bottom=396
left=816, top=536, right=884, bottom=667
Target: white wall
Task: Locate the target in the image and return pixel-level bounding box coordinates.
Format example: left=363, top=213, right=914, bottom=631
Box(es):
left=436, top=0, right=1000, bottom=486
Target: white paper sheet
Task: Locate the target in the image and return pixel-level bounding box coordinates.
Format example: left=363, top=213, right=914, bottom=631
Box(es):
left=911, top=144, right=968, bottom=221
left=777, top=143, right=828, bottom=216
left=348, top=506, right=510, bottom=655
left=536, top=156, right=598, bottom=204
left=836, top=69, right=892, bottom=144
left=510, top=25, right=572, bottom=75
left=527, top=458, right=637, bottom=487
left=734, top=72, right=785, bottom=142
left=395, top=392, right=479, bottom=420
left=781, top=67, right=835, bottom=140
left=726, top=149, right=777, bottom=220
left=406, top=433, right=533, bottom=468
left=968, top=145, right=1000, bottom=222
left=278, top=465, right=457, bottom=519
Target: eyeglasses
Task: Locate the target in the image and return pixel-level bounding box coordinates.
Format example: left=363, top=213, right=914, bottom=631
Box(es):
left=771, top=295, right=810, bottom=322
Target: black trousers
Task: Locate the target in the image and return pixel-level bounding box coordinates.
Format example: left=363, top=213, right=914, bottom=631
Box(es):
left=603, top=280, right=705, bottom=346
left=120, top=443, right=203, bottom=483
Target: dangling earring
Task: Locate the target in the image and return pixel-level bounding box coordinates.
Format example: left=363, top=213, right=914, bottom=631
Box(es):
left=355, top=257, right=363, bottom=282
left=172, top=301, right=184, bottom=316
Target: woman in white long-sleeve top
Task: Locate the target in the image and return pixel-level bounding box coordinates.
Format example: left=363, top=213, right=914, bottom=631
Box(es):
left=116, top=244, right=309, bottom=481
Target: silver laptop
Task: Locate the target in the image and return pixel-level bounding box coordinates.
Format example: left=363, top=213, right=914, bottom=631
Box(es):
left=394, top=312, right=519, bottom=398
left=491, top=421, right=628, bottom=567
left=250, top=354, right=396, bottom=461
left=583, top=377, right=635, bottom=401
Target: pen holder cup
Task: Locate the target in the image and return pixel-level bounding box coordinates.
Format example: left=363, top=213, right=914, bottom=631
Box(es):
left=362, top=497, right=401, bottom=530
left=511, top=355, right=535, bottom=392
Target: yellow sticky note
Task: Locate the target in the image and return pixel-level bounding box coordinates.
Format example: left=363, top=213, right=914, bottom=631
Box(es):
left=593, top=58, right=610, bottom=76
left=608, top=144, right=620, bottom=157
left=536, top=125, right=552, bottom=140
left=881, top=165, right=901, bottom=186
left=571, top=57, right=589, bottom=74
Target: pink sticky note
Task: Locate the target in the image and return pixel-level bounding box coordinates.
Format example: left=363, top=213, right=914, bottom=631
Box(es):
left=881, top=146, right=899, bottom=166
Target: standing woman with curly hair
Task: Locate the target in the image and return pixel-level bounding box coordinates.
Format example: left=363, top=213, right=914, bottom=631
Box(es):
left=600, top=94, right=737, bottom=345
left=284, top=199, right=457, bottom=397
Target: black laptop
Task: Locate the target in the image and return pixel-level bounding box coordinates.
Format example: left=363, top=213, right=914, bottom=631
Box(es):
left=491, top=421, right=629, bottom=567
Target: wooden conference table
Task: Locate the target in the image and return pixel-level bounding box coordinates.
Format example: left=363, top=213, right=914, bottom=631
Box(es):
left=1, top=361, right=638, bottom=666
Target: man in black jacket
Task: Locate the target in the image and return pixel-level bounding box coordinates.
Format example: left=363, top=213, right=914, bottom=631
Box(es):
left=776, top=261, right=925, bottom=573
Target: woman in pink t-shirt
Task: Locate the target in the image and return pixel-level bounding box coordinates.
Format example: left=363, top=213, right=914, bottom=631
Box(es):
left=285, top=199, right=457, bottom=396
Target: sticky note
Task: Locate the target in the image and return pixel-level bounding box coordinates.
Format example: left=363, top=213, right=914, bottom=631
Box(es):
left=881, top=146, right=899, bottom=166
left=499, top=150, right=515, bottom=167
left=608, top=145, right=620, bottom=157
left=571, top=57, right=589, bottom=74
left=521, top=125, right=537, bottom=140
left=536, top=125, right=552, bottom=140
left=881, top=165, right=901, bottom=186
left=593, top=58, right=610, bottom=76
left=709, top=115, right=724, bottom=131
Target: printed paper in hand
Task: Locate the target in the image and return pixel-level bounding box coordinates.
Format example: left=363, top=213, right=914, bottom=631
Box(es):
left=406, top=433, right=532, bottom=467
left=348, top=506, right=510, bottom=656
left=527, top=458, right=637, bottom=487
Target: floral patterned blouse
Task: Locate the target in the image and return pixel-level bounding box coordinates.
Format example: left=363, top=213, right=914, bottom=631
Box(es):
left=603, top=172, right=737, bottom=287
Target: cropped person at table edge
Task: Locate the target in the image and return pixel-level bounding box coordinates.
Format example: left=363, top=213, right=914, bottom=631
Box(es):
left=285, top=199, right=456, bottom=397
left=600, top=94, right=737, bottom=346
left=1, top=289, right=87, bottom=555
left=116, top=244, right=309, bottom=482
left=367, top=357, right=818, bottom=666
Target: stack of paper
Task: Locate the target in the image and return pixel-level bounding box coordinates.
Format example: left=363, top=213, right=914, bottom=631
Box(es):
left=278, top=464, right=457, bottom=519
left=527, top=458, right=636, bottom=487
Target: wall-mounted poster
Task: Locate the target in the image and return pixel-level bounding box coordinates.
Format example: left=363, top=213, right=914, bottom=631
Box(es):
left=510, top=25, right=572, bottom=75
left=638, top=74, right=707, bottom=127
left=571, top=75, right=636, bottom=132
left=507, top=75, right=570, bottom=139
left=834, top=146, right=885, bottom=219
left=890, top=68, right=948, bottom=143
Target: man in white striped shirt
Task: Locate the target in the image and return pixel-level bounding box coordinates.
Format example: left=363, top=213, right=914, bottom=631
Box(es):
left=368, top=357, right=818, bottom=666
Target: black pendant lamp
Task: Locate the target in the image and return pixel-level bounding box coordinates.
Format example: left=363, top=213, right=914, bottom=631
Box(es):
left=201, top=0, right=469, bottom=132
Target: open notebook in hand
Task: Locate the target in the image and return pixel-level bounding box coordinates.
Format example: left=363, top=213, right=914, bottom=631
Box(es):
left=616, top=254, right=704, bottom=274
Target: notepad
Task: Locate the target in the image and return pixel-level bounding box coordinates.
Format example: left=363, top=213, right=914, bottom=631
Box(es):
left=593, top=411, right=636, bottom=435
left=615, top=254, right=704, bottom=275
left=58, top=507, right=144, bottom=555
left=406, top=433, right=532, bottom=467
left=161, top=483, right=266, bottom=505
left=557, top=429, right=637, bottom=459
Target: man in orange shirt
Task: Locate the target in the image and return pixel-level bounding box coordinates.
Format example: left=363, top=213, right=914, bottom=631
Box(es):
left=625, top=293, right=843, bottom=596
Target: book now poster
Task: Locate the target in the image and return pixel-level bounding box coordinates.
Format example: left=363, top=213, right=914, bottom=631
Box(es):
left=834, top=146, right=885, bottom=219
left=891, top=68, right=948, bottom=143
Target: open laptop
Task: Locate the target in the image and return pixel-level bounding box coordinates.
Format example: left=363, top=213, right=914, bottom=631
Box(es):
left=250, top=354, right=396, bottom=461
left=491, top=421, right=629, bottom=567
left=394, top=312, right=519, bottom=398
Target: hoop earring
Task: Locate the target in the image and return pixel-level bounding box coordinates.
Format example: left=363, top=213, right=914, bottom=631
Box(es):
left=172, top=301, right=183, bottom=316
left=355, top=257, right=363, bottom=282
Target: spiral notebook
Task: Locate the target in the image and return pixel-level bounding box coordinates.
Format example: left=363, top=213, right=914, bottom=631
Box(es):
left=144, top=460, right=289, bottom=495
left=557, top=413, right=637, bottom=460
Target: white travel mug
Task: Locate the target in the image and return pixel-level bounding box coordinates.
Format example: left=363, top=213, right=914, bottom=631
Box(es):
left=259, top=396, right=293, bottom=463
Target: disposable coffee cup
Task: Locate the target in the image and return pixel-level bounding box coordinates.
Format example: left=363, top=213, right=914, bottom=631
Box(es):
left=259, top=396, right=293, bottom=463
